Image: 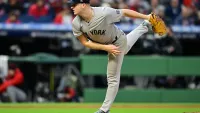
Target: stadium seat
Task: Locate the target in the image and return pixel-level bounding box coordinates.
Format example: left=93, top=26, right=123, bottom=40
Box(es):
left=19, top=15, right=35, bottom=23
left=34, top=15, right=53, bottom=23
left=0, top=15, right=8, bottom=22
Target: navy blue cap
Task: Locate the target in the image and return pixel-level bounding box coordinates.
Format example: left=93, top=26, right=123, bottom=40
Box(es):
left=68, top=0, right=90, bottom=6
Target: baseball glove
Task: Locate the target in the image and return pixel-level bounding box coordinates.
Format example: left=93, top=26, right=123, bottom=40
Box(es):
left=149, top=13, right=167, bottom=36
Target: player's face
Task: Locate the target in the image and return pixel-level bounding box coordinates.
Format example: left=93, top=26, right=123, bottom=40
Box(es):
left=8, top=69, right=15, bottom=76
left=71, top=3, right=82, bottom=15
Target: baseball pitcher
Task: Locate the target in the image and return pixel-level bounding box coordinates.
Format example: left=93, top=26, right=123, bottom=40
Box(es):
left=69, top=0, right=167, bottom=113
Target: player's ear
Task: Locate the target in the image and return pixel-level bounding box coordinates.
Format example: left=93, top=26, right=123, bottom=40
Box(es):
left=81, top=3, right=86, bottom=8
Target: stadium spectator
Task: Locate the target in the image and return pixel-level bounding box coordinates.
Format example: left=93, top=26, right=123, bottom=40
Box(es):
left=0, top=64, right=27, bottom=102
left=183, top=0, right=194, bottom=8
left=150, top=0, right=159, bottom=13
left=62, top=0, right=69, bottom=4
left=194, top=0, right=200, bottom=25
left=28, top=0, right=49, bottom=18
left=54, top=4, right=73, bottom=24
left=49, top=0, right=63, bottom=14
left=128, top=0, right=140, bottom=12
left=175, top=5, right=195, bottom=25
left=118, top=0, right=134, bottom=24
left=153, top=5, right=173, bottom=26
left=195, top=0, right=200, bottom=10
left=165, top=0, right=181, bottom=25
left=5, top=11, right=20, bottom=24
left=6, top=0, right=24, bottom=15
left=90, top=0, right=102, bottom=7
left=195, top=10, right=200, bottom=25
left=0, top=0, right=7, bottom=16
left=0, top=0, right=199, bottom=24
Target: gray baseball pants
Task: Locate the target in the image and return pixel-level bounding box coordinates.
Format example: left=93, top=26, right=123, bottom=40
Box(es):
left=100, top=23, right=148, bottom=112
left=6, top=86, right=27, bottom=102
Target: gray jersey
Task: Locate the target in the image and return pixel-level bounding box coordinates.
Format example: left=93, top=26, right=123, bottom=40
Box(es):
left=72, top=7, right=125, bottom=44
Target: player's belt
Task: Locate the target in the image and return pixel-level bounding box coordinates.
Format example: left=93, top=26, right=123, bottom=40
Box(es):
left=112, top=36, right=118, bottom=44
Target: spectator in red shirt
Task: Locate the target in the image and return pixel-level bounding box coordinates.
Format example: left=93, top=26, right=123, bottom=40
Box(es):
left=0, top=64, right=27, bottom=102
left=28, top=0, right=49, bottom=18
left=50, top=0, right=63, bottom=14
left=54, top=4, right=73, bottom=24
left=184, top=0, right=194, bottom=7
left=5, top=12, right=20, bottom=24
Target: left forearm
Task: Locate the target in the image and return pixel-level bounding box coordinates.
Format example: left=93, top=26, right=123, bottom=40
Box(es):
left=122, top=9, right=149, bottom=20
left=0, top=82, right=9, bottom=93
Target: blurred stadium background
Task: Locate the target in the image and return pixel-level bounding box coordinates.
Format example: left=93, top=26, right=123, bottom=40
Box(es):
left=0, top=0, right=200, bottom=113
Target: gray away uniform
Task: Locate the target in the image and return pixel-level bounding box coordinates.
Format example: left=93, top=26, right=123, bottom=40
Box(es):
left=72, top=7, right=148, bottom=112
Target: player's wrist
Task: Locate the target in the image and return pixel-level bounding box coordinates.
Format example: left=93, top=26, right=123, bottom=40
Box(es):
left=101, top=45, right=107, bottom=51
left=147, top=14, right=151, bottom=20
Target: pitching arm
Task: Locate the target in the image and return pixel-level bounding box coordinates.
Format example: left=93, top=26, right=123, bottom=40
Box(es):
left=121, top=9, right=150, bottom=20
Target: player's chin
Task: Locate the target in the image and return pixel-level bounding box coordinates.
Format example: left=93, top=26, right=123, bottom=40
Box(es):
left=73, top=12, right=78, bottom=15
left=73, top=11, right=77, bottom=15
left=74, top=11, right=81, bottom=15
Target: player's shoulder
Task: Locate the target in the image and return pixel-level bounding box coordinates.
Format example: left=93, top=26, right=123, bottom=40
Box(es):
left=72, top=16, right=81, bottom=25
left=93, top=6, right=111, bottom=12
left=96, top=6, right=117, bottom=16
left=72, top=16, right=81, bottom=29
left=92, top=7, right=111, bottom=17
left=92, top=7, right=105, bottom=11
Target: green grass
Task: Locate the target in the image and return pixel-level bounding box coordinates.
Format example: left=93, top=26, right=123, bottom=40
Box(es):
left=0, top=103, right=200, bottom=113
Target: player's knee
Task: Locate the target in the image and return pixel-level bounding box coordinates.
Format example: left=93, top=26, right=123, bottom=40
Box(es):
left=7, top=86, right=15, bottom=92
left=107, top=79, right=120, bottom=88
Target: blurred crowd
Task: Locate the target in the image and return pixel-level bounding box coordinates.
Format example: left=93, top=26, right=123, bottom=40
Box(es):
left=0, top=0, right=199, bottom=25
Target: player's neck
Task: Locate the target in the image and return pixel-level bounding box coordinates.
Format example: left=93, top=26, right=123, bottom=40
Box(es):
left=80, top=7, right=94, bottom=23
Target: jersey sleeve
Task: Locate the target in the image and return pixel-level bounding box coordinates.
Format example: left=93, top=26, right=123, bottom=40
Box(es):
left=104, top=7, right=123, bottom=24
left=72, top=17, right=83, bottom=37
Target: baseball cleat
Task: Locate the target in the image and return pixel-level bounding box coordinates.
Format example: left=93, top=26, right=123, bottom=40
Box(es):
left=94, top=109, right=110, bottom=113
